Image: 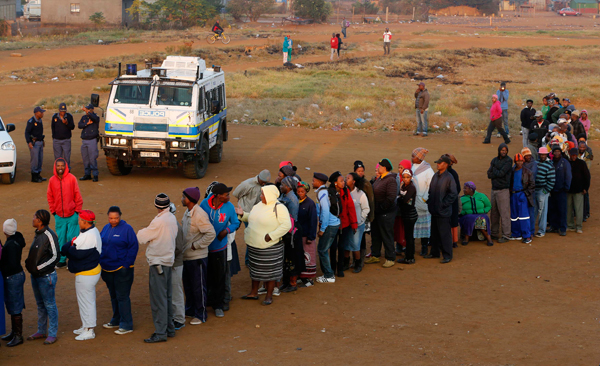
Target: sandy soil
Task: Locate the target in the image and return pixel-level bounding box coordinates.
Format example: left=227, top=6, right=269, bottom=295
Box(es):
left=0, top=14, right=599, bottom=365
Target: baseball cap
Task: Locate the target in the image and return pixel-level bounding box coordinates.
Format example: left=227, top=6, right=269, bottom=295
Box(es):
left=417, top=82, right=425, bottom=86
left=563, top=98, right=570, bottom=102
left=434, top=155, right=452, bottom=165
left=33, top=106, right=46, bottom=113
left=211, top=183, right=232, bottom=195
left=85, top=104, right=95, bottom=110
left=58, top=103, right=67, bottom=112
left=534, top=110, right=543, bottom=117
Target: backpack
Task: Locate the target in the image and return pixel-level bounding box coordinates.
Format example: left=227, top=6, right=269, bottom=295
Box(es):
left=320, top=189, right=341, bottom=217
left=345, top=20, right=350, bottom=27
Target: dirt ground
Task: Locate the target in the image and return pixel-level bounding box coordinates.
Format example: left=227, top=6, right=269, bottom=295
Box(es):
left=1, top=14, right=599, bottom=365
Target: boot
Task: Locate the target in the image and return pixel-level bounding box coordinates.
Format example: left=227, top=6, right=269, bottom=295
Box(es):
left=31, top=172, right=42, bottom=183
left=1, top=315, right=14, bottom=342
left=343, top=257, right=351, bottom=271
left=352, top=258, right=363, bottom=273
left=419, top=238, right=429, bottom=257
left=7, top=314, right=23, bottom=347
left=79, top=175, right=92, bottom=181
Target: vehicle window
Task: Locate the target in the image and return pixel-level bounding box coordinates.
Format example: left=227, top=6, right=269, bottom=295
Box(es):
left=157, top=86, right=193, bottom=106
left=113, top=85, right=152, bottom=105
left=0, top=120, right=4, bottom=131
left=198, top=87, right=205, bottom=112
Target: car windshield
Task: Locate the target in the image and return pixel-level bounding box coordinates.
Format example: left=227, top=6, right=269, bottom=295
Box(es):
left=113, top=84, right=152, bottom=105
left=157, top=86, right=193, bottom=106
left=0, top=119, right=4, bottom=131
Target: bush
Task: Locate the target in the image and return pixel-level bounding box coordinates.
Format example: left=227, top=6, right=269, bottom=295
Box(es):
left=128, top=0, right=217, bottom=29
left=352, top=1, right=379, bottom=15
left=226, top=0, right=274, bottom=22
left=89, top=12, right=106, bottom=26
left=293, top=0, right=332, bottom=22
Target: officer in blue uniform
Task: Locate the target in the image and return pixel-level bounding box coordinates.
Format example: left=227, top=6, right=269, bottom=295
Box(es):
left=51, top=103, right=75, bottom=168
left=25, top=106, right=47, bottom=183
left=78, top=104, right=100, bottom=182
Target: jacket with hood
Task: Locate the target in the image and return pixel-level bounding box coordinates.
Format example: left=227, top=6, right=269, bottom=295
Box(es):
left=182, top=205, right=216, bottom=261
left=200, top=194, right=241, bottom=253
left=490, top=100, right=502, bottom=121
left=487, top=143, right=513, bottom=190
left=552, top=156, right=572, bottom=192
left=25, top=226, right=60, bottom=278
left=60, top=225, right=102, bottom=275
left=47, top=159, right=83, bottom=218
left=239, top=185, right=292, bottom=249
left=427, top=170, right=458, bottom=217
left=100, top=219, right=139, bottom=271
left=568, top=158, right=590, bottom=194
left=339, top=187, right=358, bottom=230
left=0, top=232, right=26, bottom=277
left=233, top=176, right=263, bottom=212
left=510, top=167, right=535, bottom=207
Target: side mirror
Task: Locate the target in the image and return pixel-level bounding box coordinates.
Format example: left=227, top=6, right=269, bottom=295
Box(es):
left=91, top=94, right=100, bottom=108
left=6, top=124, right=15, bottom=133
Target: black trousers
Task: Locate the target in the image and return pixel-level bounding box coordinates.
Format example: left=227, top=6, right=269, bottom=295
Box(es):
left=403, top=217, right=417, bottom=261
left=371, top=212, right=396, bottom=261
left=329, top=230, right=344, bottom=273
left=207, top=250, right=227, bottom=310
left=429, top=216, right=453, bottom=260
left=484, top=117, right=510, bottom=143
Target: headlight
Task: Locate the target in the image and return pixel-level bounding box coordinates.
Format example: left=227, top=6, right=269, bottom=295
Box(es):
left=119, top=139, right=127, bottom=145
left=180, top=142, right=188, bottom=148
left=171, top=141, right=179, bottom=148
left=112, top=138, right=119, bottom=145
left=1, top=141, right=15, bottom=150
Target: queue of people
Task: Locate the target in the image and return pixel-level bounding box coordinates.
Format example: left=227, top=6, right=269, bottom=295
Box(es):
left=0, top=140, right=593, bottom=346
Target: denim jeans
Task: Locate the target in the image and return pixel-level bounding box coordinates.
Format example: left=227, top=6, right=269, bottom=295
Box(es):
left=4, top=270, right=26, bottom=315
left=317, top=225, right=340, bottom=278
left=101, top=267, right=134, bottom=330
left=416, top=110, right=428, bottom=135
left=535, top=190, right=550, bottom=235
left=31, top=271, right=58, bottom=337
left=341, top=28, right=347, bottom=37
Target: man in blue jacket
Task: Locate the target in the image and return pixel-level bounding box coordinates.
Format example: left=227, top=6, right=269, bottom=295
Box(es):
left=547, top=145, right=572, bottom=236
left=78, top=104, right=100, bottom=182
left=313, top=172, right=341, bottom=284
left=200, top=183, right=240, bottom=319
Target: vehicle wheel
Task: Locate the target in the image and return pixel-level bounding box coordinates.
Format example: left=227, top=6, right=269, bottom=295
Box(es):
left=1, top=164, right=16, bottom=184
left=206, top=35, right=216, bottom=44
left=106, top=157, right=132, bottom=176
left=183, top=137, right=209, bottom=179
left=221, top=34, right=231, bottom=45
left=209, top=129, right=223, bottom=163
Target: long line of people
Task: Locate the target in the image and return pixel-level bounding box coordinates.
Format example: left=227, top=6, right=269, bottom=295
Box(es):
left=0, top=140, right=593, bottom=345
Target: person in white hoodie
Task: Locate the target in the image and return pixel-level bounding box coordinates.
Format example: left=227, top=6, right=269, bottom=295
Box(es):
left=411, top=148, right=435, bottom=256
left=137, top=193, right=178, bottom=344
left=60, top=209, right=102, bottom=341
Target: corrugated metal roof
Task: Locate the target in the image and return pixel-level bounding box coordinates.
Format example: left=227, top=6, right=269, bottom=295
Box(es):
left=570, top=0, right=597, bottom=4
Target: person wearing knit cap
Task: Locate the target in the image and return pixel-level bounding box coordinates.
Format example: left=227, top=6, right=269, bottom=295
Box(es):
left=1, top=219, right=27, bottom=347
left=547, top=145, right=572, bottom=236
left=353, top=161, right=375, bottom=267
left=567, top=147, right=590, bottom=233
left=411, top=147, right=435, bottom=256
left=278, top=175, right=304, bottom=291
left=276, top=165, right=301, bottom=189
left=509, top=154, right=534, bottom=244
left=137, top=193, right=179, bottom=343
left=313, top=171, right=341, bottom=284
left=521, top=147, right=538, bottom=234
left=533, top=147, right=555, bottom=238
left=487, top=143, right=513, bottom=242
left=60, top=209, right=102, bottom=341
left=442, top=154, right=460, bottom=248
left=233, top=170, right=271, bottom=213
left=183, top=187, right=201, bottom=204
left=297, top=180, right=319, bottom=285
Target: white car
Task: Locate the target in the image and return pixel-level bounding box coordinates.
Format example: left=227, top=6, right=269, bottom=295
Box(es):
left=0, top=117, right=17, bottom=184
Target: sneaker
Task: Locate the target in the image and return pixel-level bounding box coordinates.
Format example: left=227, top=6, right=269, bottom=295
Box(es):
left=577, top=229, right=583, bottom=234
left=103, top=322, right=119, bottom=329
left=523, top=238, right=532, bottom=244
left=56, top=262, right=67, bottom=269
left=75, top=328, right=95, bottom=341
left=73, top=327, right=85, bottom=335
left=174, top=321, right=186, bottom=330
left=567, top=228, right=576, bottom=232
left=298, top=278, right=314, bottom=287
left=497, top=237, right=509, bottom=243
left=316, top=275, right=336, bottom=283
left=414, top=131, right=420, bottom=136
left=190, top=318, right=203, bottom=325
left=215, top=309, right=225, bottom=318
left=114, top=328, right=133, bottom=335
left=382, top=260, right=395, bottom=268
left=535, top=232, right=545, bottom=238
left=559, top=231, right=567, bottom=236
left=364, top=257, right=380, bottom=264
left=273, top=287, right=281, bottom=296
left=257, top=286, right=266, bottom=295
left=510, top=236, right=522, bottom=241
left=496, top=133, right=501, bottom=138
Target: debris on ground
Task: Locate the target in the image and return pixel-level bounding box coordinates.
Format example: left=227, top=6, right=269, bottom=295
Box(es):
left=311, top=104, right=319, bottom=108
left=355, top=118, right=366, bottom=124
left=434, top=111, right=442, bottom=116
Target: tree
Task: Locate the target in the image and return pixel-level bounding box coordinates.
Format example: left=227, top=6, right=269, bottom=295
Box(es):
left=89, top=12, right=106, bottom=26
left=226, top=0, right=274, bottom=22
left=352, top=1, right=379, bottom=15
left=128, top=0, right=217, bottom=28
left=293, top=0, right=332, bottom=22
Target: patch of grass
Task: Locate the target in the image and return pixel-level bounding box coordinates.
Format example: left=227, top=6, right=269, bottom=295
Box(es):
left=36, top=94, right=91, bottom=111
left=405, top=41, right=435, bottom=49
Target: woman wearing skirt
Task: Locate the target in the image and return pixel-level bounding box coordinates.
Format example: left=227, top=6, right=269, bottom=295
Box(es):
left=236, top=185, right=291, bottom=306
left=458, top=182, right=493, bottom=246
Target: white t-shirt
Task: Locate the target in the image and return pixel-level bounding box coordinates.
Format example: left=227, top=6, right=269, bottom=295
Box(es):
left=383, top=31, right=392, bottom=42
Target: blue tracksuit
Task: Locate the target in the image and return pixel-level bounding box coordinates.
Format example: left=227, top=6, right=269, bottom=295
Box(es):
left=200, top=195, right=241, bottom=252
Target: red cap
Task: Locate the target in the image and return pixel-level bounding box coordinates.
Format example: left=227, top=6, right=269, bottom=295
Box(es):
left=279, top=161, right=293, bottom=169
left=79, top=210, right=95, bottom=222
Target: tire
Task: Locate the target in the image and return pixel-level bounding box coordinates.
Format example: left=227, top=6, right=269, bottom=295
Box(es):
left=206, top=35, right=216, bottom=44
left=1, top=164, right=16, bottom=184
left=209, top=128, right=223, bottom=163
left=221, top=34, right=231, bottom=45
left=183, top=137, right=209, bottom=179
left=106, top=157, right=132, bottom=176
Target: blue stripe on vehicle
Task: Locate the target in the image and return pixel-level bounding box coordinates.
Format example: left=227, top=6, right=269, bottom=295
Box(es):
left=114, top=109, right=127, bottom=117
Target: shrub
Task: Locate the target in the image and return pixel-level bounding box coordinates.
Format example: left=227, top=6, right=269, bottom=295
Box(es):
left=226, top=0, right=274, bottom=22
left=352, top=1, right=379, bottom=15
left=293, top=0, right=332, bottom=22
left=89, top=12, right=106, bottom=26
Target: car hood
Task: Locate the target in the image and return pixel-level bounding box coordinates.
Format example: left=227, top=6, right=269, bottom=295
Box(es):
left=0, top=130, right=13, bottom=144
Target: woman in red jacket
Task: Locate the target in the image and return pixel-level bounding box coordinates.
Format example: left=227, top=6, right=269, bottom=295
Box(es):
left=327, top=172, right=357, bottom=277
left=484, top=94, right=511, bottom=144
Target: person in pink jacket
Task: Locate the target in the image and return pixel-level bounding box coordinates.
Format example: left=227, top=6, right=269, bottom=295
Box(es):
left=483, top=94, right=511, bottom=145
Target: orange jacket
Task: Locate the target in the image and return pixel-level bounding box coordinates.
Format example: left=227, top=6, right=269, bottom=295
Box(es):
left=47, top=159, right=83, bottom=218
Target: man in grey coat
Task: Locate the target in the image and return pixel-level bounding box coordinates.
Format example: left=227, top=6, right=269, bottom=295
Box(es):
left=414, top=82, right=430, bottom=137
left=232, top=170, right=271, bottom=213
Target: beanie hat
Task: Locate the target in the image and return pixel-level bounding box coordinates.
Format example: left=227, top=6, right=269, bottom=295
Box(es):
left=353, top=160, right=365, bottom=172
left=378, top=158, right=393, bottom=172
left=258, top=169, right=271, bottom=182
left=521, top=147, right=532, bottom=157
left=79, top=210, right=96, bottom=222
left=280, top=165, right=295, bottom=177
left=155, top=193, right=170, bottom=210
left=569, top=147, right=579, bottom=156
left=514, top=153, right=524, bottom=162
left=183, top=187, right=201, bottom=204
left=3, top=219, right=17, bottom=236
left=399, top=159, right=412, bottom=172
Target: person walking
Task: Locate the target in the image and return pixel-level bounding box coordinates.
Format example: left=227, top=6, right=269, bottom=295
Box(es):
left=414, top=82, right=430, bottom=137
left=567, top=147, right=590, bottom=234
left=365, top=159, right=398, bottom=268
left=383, top=28, right=392, bottom=55
left=547, top=146, right=572, bottom=236
left=78, top=104, right=100, bottom=182
left=25, top=106, right=47, bottom=183
left=60, top=210, right=102, bottom=341
left=483, top=95, right=511, bottom=144
left=1, top=219, right=26, bottom=347
left=509, top=154, right=534, bottom=244
left=200, top=183, right=240, bottom=318
left=169, top=203, right=185, bottom=330
left=533, top=147, right=555, bottom=238
left=411, top=148, right=435, bottom=256
left=458, top=182, right=494, bottom=246
left=137, top=194, right=178, bottom=343
left=181, top=187, right=215, bottom=325
left=496, top=82, right=510, bottom=137
left=47, top=158, right=83, bottom=269
left=330, top=33, right=339, bottom=61
left=426, top=155, right=458, bottom=263
left=99, top=206, right=138, bottom=335
left=25, top=210, right=60, bottom=345
left=520, top=99, right=536, bottom=147
left=341, top=17, right=348, bottom=38
left=282, top=36, right=289, bottom=64
left=396, top=169, right=418, bottom=264
left=314, top=172, right=340, bottom=283
left=51, top=103, right=75, bottom=168
left=236, top=185, right=291, bottom=305
left=487, top=143, right=513, bottom=243
left=297, top=181, right=318, bottom=285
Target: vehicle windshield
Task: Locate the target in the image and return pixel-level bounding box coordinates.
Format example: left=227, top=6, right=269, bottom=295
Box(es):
left=157, top=86, right=193, bottom=106
left=113, top=84, right=152, bottom=105
left=0, top=120, right=4, bottom=131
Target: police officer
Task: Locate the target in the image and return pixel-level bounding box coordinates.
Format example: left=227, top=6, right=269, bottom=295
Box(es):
left=25, top=106, right=47, bottom=183
left=78, top=104, right=100, bottom=182
left=51, top=103, right=75, bottom=168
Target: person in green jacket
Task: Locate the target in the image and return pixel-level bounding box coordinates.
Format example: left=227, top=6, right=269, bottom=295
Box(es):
left=458, top=181, right=493, bottom=246
left=282, top=36, right=289, bottom=64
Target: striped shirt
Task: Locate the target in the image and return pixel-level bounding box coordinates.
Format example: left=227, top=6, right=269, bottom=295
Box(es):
left=535, top=159, right=555, bottom=193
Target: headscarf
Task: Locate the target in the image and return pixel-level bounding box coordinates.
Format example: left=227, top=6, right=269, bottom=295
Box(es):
left=412, top=147, right=428, bottom=161
left=281, top=176, right=297, bottom=192
left=521, top=147, right=532, bottom=157
left=79, top=210, right=96, bottom=223
left=464, top=181, right=476, bottom=191
left=280, top=165, right=295, bottom=177
left=279, top=161, right=293, bottom=169
left=580, top=109, right=589, bottom=121
left=399, top=159, right=412, bottom=172
left=298, top=181, right=310, bottom=193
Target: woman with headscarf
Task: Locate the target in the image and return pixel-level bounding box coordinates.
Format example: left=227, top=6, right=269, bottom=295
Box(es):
left=580, top=110, right=591, bottom=134
left=459, top=182, right=493, bottom=246
left=297, top=181, right=318, bottom=285
left=1, top=219, right=26, bottom=347
left=394, top=160, right=412, bottom=256
left=278, top=176, right=304, bottom=292
left=276, top=162, right=301, bottom=189
left=344, top=173, right=369, bottom=273
left=510, top=154, right=535, bottom=244
left=397, top=169, right=418, bottom=264
left=442, top=154, right=460, bottom=248
left=236, top=186, right=291, bottom=305
left=353, top=161, right=374, bottom=267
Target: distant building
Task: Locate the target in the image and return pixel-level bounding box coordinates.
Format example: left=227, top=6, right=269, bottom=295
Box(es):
left=0, top=0, right=17, bottom=20
left=42, top=0, right=136, bottom=25
left=569, top=0, right=599, bottom=13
